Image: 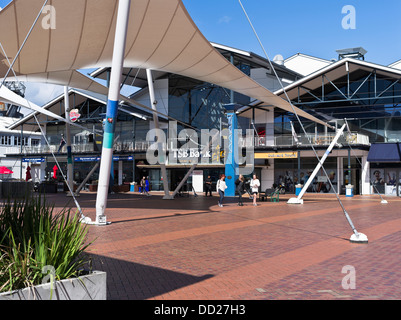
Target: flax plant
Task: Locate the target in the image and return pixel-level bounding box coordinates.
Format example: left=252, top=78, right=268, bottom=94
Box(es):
left=0, top=195, right=93, bottom=293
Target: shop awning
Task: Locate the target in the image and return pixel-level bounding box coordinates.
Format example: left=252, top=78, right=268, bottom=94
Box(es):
left=367, top=143, right=401, bottom=162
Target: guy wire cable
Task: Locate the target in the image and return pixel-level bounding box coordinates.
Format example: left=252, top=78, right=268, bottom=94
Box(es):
left=0, top=34, right=88, bottom=222
left=238, top=0, right=360, bottom=237
left=33, top=113, right=88, bottom=222
left=1, top=0, right=49, bottom=87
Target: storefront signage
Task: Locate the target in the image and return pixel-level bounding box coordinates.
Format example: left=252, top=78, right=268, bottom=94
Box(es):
left=113, top=156, right=134, bottom=161
left=74, top=156, right=100, bottom=162
left=22, top=157, right=45, bottom=163
left=255, top=152, right=298, bottom=159
left=74, top=156, right=134, bottom=162
left=172, top=149, right=211, bottom=159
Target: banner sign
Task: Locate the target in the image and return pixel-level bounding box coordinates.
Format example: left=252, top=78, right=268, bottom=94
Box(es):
left=74, top=155, right=133, bottom=162
left=22, top=157, right=45, bottom=163
left=255, top=152, right=298, bottom=159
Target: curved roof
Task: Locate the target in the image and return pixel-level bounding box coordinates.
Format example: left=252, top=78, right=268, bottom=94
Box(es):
left=0, top=0, right=327, bottom=126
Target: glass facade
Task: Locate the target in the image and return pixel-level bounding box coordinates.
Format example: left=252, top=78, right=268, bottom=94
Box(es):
left=286, top=72, right=401, bottom=144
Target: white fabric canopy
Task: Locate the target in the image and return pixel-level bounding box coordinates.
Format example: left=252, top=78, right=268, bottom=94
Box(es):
left=0, top=0, right=328, bottom=126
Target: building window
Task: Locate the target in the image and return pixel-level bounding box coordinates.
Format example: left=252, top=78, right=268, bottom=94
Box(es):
left=0, top=135, right=13, bottom=146
left=31, top=139, right=41, bottom=147
left=15, top=136, right=28, bottom=146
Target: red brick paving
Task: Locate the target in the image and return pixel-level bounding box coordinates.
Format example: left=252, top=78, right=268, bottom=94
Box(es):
left=47, top=191, right=401, bottom=300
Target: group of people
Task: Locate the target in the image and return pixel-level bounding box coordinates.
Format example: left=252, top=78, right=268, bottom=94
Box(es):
left=138, top=173, right=262, bottom=205
left=216, top=174, right=260, bottom=207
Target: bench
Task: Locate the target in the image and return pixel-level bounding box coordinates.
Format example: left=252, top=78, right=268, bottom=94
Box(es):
left=270, top=189, right=280, bottom=202
left=259, top=188, right=273, bottom=201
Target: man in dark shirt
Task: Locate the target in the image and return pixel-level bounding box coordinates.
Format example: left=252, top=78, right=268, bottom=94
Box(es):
left=205, top=175, right=212, bottom=196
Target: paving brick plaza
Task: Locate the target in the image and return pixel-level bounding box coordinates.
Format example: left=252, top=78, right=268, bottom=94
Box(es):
left=48, top=191, right=401, bottom=300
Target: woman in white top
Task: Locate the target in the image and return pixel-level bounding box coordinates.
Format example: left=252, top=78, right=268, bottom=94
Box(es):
left=250, top=174, right=260, bottom=206
left=216, top=174, right=227, bottom=207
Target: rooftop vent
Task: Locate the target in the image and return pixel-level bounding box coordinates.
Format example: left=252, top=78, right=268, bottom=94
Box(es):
left=273, top=54, right=284, bottom=65
left=336, top=47, right=367, bottom=60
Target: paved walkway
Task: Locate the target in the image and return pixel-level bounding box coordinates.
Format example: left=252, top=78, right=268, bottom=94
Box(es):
left=48, top=191, right=401, bottom=300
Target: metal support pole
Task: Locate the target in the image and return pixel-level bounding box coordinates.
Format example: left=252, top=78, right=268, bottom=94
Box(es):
left=20, top=124, right=23, bottom=180
left=288, top=124, right=347, bottom=204
left=64, top=86, right=74, bottom=192
left=225, top=111, right=239, bottom=197
left=146, top=68, right=172, bottom=199
left=298, top=150, right=301, bottom=182
left=348, top=148, right=351, bottom=186
left=95, top=0, right=131, bottom=225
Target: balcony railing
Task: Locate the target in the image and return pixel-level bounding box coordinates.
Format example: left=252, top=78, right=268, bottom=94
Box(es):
left=240, top=132, right=370, bottom=148
left=6, top=132, right=369, bottom=156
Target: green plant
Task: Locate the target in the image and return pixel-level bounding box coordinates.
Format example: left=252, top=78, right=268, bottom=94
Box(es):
left=0, top=195, right=92, bottom=293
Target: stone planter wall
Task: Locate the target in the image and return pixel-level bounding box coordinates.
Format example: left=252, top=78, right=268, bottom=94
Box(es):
left=0, top=181, right=33, bottom=198
left=0, top=271, right=107, bottom=300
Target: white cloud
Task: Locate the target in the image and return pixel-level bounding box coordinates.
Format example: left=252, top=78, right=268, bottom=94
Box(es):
left=22, top=82, right=64, bottom=114
left=218, top=15, right=232, bottom=24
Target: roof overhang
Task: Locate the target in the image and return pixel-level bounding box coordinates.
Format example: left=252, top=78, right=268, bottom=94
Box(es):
left=274, top=58, right=401, bottom=102
left=8, top=87, right=159, bottom=132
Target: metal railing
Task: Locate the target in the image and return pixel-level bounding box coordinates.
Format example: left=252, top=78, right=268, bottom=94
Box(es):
left=239, top=132, right=370, bottom=148
left=5, top=132, right=369, bottom=156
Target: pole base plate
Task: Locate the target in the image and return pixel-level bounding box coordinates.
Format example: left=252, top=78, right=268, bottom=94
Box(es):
left=350, top=232, right=368, bottom=244
left=287, top=198, right=304, bottom=204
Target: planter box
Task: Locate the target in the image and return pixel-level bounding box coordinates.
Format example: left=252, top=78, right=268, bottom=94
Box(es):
left=38, top=183, right=57, bottom=194
left=0, top=271, right=106, bottom=300
left=0, top=181, right=33, bottom=198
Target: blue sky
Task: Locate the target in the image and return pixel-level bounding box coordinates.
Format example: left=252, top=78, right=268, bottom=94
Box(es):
left=183, top=0, right=401, bottom=66
left=0, top=0, right=400, bottom=106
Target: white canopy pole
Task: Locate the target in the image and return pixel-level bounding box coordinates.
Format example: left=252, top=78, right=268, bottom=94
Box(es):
left=146, top=69, right=172, bottom=200
left=95, top=0, right=131, bottom=225
left=288, top=124, right=347, bottom=204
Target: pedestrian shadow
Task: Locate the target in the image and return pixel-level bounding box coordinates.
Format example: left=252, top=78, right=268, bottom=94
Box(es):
left=89, top=254, right=213, bottom=300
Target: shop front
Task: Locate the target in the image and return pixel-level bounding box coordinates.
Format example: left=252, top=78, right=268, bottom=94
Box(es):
left=258, top=149, right=366, bottom=195
left=368, top=143, right=401, bottom=197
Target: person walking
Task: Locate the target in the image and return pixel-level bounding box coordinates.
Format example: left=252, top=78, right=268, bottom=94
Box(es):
left=205, top=175, right=212, bottom=196
left=235, top=175, right=245, bottom=206
left=216, top=174, right=227, bottom=207
left=250, top=174, right=260, bottom=206
left=141, top=176, right=150, bottom=196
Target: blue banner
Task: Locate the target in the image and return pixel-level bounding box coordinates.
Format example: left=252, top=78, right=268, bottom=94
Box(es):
left=22, top=158, right=45, bottom=163
left=74, top=156, right=133, bottom=162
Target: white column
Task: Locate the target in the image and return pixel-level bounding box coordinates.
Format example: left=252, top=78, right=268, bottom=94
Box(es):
left=64, top=86, right=73, bottom=191
left=146, top=68, right=172, bottom=199
left=361, top=155, right=370, bottom=195
left=95, top=0, right=131, bottom=224
left=118, top=160, right=123, bottom=185
left=337, top=155, right=343, bottom=194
